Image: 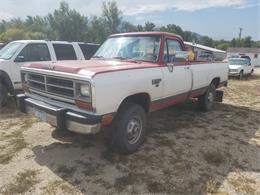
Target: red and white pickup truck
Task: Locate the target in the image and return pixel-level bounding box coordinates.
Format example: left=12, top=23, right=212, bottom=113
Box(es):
left=17, top=32, right=228, bottom=153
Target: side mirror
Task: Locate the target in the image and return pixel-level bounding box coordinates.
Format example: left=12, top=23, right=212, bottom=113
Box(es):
left=15, top=55, right=25, bottom=62
left=166, top=63, right=174, bottom=72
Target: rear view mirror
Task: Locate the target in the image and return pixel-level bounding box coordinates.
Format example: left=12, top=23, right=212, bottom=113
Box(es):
left=15, top=55, right=25, bottom=62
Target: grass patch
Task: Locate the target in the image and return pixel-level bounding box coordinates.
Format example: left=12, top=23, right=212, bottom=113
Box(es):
left=0, top=116, right=36, bottom=164
left=42, top=180, right=77, bottom=195
left=0, top=169, right=39, bottom=194
left=0, top=130, right=27, bottom=164
left=228, top=173, right=256, bottom=195
left=205, top=179, right=219, bottom=193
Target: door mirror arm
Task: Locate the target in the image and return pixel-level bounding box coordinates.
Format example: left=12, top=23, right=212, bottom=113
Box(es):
left=166, top=63, right=174, bottom=72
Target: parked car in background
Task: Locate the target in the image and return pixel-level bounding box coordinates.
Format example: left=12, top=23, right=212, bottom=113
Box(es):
left=228, top=58, right=254, bottom=79
left=239, top=55, right=251, bottom=64
left=0, top=40, right=99, bottom=106
left=18, top=32, right=228, bottom=153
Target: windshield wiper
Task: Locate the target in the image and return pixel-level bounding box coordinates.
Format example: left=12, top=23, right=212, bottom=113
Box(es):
left=112, top=57, right=138, bottom=63
left=92, top=55, right=105, bottom=59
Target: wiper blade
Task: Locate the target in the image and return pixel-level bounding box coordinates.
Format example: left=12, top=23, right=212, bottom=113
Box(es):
left=92, top=55, right=105, bottom=59
left=112, top=57, right=138, bottom=63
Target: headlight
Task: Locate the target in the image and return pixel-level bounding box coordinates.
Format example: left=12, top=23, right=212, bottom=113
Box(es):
left=76, top=82, right=91, bottom=99
left=80, top=84, right=90, bottom=97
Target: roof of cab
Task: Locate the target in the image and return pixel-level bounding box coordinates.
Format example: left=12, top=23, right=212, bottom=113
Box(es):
left=12, top=40, right=74, bottom=44
left=109, top=31, right=183, bottom=40
left=229, top=58, right=247, bottom=61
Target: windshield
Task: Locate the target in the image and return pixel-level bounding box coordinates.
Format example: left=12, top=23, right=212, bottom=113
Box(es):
left=229, top=59, right=247, bottom=65
left=0, top=42, right=23, bottom=60
left=93, top=36, right=161, bottom=62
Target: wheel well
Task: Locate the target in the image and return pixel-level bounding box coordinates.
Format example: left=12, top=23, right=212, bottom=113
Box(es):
left=0, top=71, right=14, bottom=94
left=211, top=77, right=220, bottom=88
left=119, top=93, right=151, bottom=113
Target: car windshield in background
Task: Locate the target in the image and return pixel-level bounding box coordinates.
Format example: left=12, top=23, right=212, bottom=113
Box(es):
left=228, top=59, right=247, bottom=65
left=93, top=36, right=161, bottom=62
left=0, top=42, right=23, bottom=60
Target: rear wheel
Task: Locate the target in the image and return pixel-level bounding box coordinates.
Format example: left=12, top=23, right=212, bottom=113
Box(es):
left=0, top=83, right=8, bottom=107
left=111, top=103, right=147, bottom=154
left=198, top=83, right=216, bottom=112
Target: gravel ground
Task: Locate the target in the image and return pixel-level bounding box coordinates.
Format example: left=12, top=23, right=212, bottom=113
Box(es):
left=0, top=68, right=259, bottom=195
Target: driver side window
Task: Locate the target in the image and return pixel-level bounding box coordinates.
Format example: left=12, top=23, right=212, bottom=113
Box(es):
left=164, top=39, right=183, bottom=63
left=16, top=43, right=51, bottom=62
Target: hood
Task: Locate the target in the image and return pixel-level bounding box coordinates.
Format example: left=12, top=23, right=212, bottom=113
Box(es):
left=24, top=59, right=159, bottom=77
left=229, top=65, right=242, bottom=69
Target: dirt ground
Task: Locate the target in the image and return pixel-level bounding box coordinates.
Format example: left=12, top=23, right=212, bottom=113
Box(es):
left=0, top=68, right=260, bottom=195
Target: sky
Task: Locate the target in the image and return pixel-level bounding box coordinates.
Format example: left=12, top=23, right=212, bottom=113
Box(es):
left=0, top=0, right=259, bottom=40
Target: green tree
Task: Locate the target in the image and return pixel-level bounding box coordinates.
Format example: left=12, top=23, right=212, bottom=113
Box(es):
left=217, top=43, right=229, bottom=51
left=243, top=36, right=252, bottom=47
left=87, top=16, right=108, bottom=43
left=121, top=21, right=137, bottom=32
left=47, top=1, right=88, bottom=41
left=144, top=22, right=155, bottom=31
left=0, top=28, right=27, bottom=42
left=102, top=1, right=122, bottom=34
left=200, top=36, right=215, bottom=47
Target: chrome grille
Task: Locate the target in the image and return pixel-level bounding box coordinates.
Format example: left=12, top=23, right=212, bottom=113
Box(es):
left=229, top=69, right=237, bottom=72
left=27, top=73, right=75, bottom=99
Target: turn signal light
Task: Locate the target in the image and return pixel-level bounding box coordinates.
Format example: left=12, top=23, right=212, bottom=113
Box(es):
left=75, top=100, right=93, bottom=111
left=101, top=114, right=114, bottom=127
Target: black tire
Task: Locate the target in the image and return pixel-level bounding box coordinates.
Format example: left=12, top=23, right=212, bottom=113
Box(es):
left=198, top=83, right=216, bottom=112
left=239, top=70, right=244, bottom=80
left=111, top=103, right=147, bottom=154
left=0, top=83, right=8, bottom=107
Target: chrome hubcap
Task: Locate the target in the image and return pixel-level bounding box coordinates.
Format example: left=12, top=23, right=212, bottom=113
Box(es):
left=126, top=116, right=142, bottom=144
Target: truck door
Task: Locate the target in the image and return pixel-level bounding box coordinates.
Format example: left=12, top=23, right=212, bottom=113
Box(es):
left=13, top=43, right=52, bottom=88
left=162, top=38, right=192, bottom=99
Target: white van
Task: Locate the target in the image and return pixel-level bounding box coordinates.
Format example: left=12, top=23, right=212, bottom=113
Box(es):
left=0, top=40, right=99, bottom=106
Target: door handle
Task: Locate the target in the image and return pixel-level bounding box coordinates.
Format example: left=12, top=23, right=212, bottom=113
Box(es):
left=184, top=66, right=190, bottom=70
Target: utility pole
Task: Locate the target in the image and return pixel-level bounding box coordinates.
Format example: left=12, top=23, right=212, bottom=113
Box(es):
left=239, top=27, right=242, bottom=40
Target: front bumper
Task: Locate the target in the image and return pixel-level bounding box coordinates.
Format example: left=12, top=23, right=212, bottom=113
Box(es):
left=17, top=94, right=101, bottom=134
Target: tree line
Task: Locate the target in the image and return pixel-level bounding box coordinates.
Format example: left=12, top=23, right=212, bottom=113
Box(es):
left=0, top=1, right=259, bottom=51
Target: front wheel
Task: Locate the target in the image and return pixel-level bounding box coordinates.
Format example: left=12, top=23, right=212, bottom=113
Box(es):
left=0, top=83, right=8, bottom=107
left=111, top=103, right=147, bottom=154
left=198, top=84, right=216, bottom=112
left=239, top=70, right=244, bottom=80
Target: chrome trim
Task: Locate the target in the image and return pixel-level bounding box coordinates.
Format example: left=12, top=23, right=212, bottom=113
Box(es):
left=25, top=92, right=96, bottom=115
left=29, top=89, right=75, bottom=104
left=23, top=71, right=92, bottom=104
left=21, top=67, right=92, bottom=81
left=25, top=102, right=100, bottom=134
